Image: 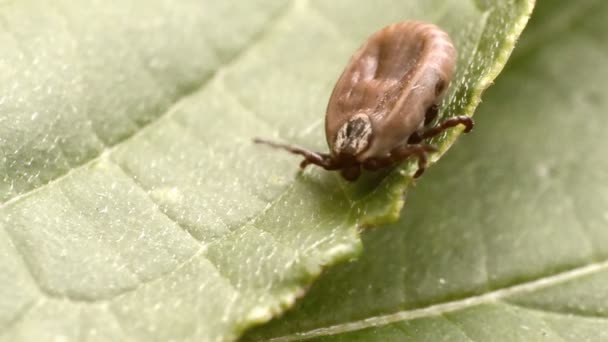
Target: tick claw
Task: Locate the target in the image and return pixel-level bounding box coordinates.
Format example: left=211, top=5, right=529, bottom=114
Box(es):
left=299, top=159, right=311, bottom=169
left=414, top=168, right=425, bottom=178
left=424, top=145, right=439, bottom=153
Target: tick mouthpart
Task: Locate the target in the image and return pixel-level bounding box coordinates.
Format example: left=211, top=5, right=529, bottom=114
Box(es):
left=332, top=113, right=372, bottom=157
left=334, top=152, right=359, bottom=165
left=340, top=165, right=362, bottom=181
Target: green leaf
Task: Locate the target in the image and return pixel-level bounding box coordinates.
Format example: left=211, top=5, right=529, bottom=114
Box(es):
left=0, top=0, right=531, bottom=341
left=244, top=0, right=608, bottom=341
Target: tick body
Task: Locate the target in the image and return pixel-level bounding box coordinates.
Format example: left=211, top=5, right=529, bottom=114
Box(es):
left=255, top=21, right=474, bottom=181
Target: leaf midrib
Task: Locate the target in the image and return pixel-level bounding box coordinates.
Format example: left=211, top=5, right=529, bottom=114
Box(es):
left=269, top=259, right=608, bottom=342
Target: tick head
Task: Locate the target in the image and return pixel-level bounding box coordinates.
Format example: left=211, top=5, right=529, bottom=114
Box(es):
left=332, top=113, right=372, bottom=159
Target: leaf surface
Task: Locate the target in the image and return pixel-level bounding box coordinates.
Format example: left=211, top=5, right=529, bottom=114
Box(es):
left=244, top=1, right=608, bottom=341
left=0, top=0, right=531, bottom=341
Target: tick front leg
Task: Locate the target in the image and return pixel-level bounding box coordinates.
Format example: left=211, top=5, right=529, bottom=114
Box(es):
left=253, top=138, right=338, bottom=170
left=390, top=144, right=438, bottom=178
left=419, top=115, right=474, bottom=140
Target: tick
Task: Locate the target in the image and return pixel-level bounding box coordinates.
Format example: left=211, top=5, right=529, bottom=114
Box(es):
left=254, top=21, right=474, bottom=181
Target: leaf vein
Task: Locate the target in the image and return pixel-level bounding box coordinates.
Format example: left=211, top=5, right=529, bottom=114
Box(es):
left=268, top=259, right=608, bottom=342
left=506, top=301, right=608, bottom=321
left=0, top=0, right=294, bottom=208
left=110, top=157, right=203, bottom=245
left=0, top=299, right=45, bottom=338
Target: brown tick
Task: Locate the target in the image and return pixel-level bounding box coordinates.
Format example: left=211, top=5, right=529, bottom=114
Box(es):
left=254, top=21, right=473, bottom=181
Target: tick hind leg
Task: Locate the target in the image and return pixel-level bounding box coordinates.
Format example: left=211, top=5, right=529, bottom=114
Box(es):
left=392, top=144, right=438, bottom=178
left=363, top=144, right=438, bottom=178
left=253, top=138, right=338, bottom=170
left=424, top=104, right=439, bottom=125
left=420, top=115, right=474, bottom=140
left=408, top=115, right=474, bottom=144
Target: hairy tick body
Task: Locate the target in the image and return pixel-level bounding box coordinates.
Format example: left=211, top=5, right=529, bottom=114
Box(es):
left=255, top=21, right=473, bottom=181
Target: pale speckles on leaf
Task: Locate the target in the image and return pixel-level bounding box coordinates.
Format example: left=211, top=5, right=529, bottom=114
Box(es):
left=150, top=187, right=184, bottom=206
left=0, top=0, right=534, bottom=341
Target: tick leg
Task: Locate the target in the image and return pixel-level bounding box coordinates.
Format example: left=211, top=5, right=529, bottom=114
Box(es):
left=390, top=144, right=438, bottom=178
left=407, top=131, right=423, bottom=144
left=424, top=104, right=439, bottom=125
left=362, top=157, right=393, bottom=171
left=419, top=115, right=474, bottom=140
left=407, top=105, right=443, bottom=144
left=253, top=138, right=338, bottom=170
